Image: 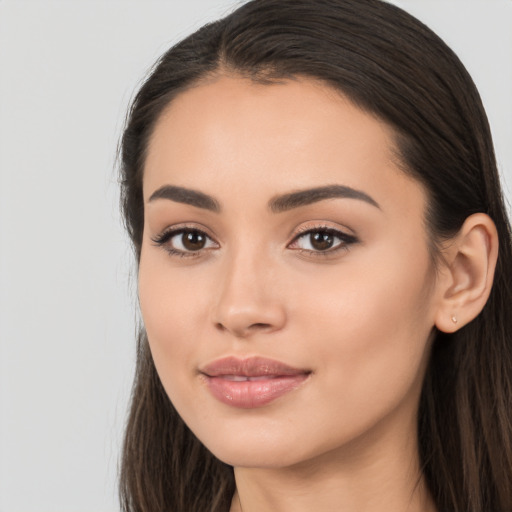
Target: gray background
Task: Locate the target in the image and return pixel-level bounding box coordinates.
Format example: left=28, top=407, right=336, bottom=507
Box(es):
left=0, top=1, right=510, bottom=511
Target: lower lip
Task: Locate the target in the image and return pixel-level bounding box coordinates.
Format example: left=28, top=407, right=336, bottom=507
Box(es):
left=204, top=374, right=309, bottom=408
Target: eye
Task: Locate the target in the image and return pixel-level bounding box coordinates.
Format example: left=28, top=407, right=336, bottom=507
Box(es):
left=151, top=227, right=218, bottom=256
left=289, top=227, right=357, bottom=254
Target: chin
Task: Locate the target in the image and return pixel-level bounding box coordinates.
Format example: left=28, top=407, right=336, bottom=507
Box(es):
left=191, top=422, right=330, bottom=470
left=209, top=444, right=305, bottom=469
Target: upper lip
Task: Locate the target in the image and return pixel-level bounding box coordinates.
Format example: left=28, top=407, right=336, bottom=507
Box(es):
left=200, top=356, right=310, bottom=378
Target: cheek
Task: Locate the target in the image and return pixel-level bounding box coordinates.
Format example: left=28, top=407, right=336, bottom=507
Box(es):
left=137, top=251, right=212, bottom=386
left=293, top=241, right=435, bottom=416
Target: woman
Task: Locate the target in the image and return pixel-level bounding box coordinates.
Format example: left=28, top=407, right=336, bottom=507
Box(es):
left=118, top=0, right=512, bottom=510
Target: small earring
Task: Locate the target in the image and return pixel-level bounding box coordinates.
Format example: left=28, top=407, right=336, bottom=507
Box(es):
left=451, top=315, right=458, bottom=324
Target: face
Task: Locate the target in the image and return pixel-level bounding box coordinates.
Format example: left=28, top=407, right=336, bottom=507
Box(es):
left=139, top=76, right=440, bottom=469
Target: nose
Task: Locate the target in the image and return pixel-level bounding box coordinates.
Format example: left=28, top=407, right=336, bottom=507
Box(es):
left=211, top=249, right=287, bottom=339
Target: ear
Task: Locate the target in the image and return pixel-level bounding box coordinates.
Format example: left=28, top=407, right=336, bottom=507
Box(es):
left=434, top=213, right=499, bottom=333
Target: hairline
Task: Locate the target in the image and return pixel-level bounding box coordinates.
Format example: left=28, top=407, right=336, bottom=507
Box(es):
left=140, top=66, right=446, bottom=271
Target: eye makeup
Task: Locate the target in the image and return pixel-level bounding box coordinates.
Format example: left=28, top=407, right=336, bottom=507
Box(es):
left=150, top=224, right=218, bottom=258
left=150, top=221, right=358, bottom=260
left=288, top=225, right=358, bottom=258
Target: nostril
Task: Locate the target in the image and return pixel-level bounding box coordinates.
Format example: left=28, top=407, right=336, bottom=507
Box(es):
left=212, top=302, right=287, bottom=337
left=249, top=323, right=272, bottom=330
left=214, top=321, right=273, bottom=336
left=215, top=322, right=269, bottom=330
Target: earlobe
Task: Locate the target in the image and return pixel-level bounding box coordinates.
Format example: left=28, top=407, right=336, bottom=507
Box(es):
left=434, top=213, right=499, bottom=333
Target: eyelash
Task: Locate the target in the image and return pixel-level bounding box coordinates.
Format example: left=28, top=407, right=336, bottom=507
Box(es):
left=289, top=225, right=358, bottom=258
left=151, top=225, right=217, bottom=258
left=151, top=225, right=358, bottom=259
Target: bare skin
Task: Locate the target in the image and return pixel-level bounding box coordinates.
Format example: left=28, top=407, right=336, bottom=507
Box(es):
left=139, top=75, right=497, bottom=512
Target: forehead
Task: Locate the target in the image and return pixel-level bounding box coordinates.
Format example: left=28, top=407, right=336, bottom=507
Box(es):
left=143, top=75, right=426, bottom=220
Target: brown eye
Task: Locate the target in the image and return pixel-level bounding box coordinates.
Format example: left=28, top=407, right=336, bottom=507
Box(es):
left=289, top=227, right=358, bottom=254
left=151, top=227, right=218, bottom=256
left=181, top=230, right=207, bottom=251
left=310, top=231, right=335, bottom=251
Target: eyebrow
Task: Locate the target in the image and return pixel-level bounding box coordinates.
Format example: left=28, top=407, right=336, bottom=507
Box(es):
left=147, top=184, right=380, bottom=213
left=148, top=185, right=220, bottom=212
left=269, top=185, right=380, bottom=213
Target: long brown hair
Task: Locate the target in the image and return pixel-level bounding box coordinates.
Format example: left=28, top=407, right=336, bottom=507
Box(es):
left=119, top=1, right=512, bottom=510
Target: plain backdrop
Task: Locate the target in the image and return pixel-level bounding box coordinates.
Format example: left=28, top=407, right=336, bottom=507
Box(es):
left=0, top=1, right=511, bottom=511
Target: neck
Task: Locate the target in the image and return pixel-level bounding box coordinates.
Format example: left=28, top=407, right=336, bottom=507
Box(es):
left=229, top=417, right=436, bottom=512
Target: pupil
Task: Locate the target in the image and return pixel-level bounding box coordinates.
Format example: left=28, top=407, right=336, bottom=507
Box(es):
left=183, top=231, right=206, bottom=251
left=311, top=231, right=334, bottom=250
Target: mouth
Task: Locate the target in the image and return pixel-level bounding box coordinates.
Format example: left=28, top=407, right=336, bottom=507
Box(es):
left=199, top=356, right=311, bottom=409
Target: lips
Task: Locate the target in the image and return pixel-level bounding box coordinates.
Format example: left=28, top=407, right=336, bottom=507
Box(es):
left=200, top=356, right=311, bottom=408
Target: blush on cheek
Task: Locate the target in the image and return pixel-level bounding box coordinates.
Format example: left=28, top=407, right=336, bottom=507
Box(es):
left=304, top=253, right=432, bottom=401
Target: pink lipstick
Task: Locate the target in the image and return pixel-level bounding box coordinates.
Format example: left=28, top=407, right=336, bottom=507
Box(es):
left=200, top=356, right=310, bottom=408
